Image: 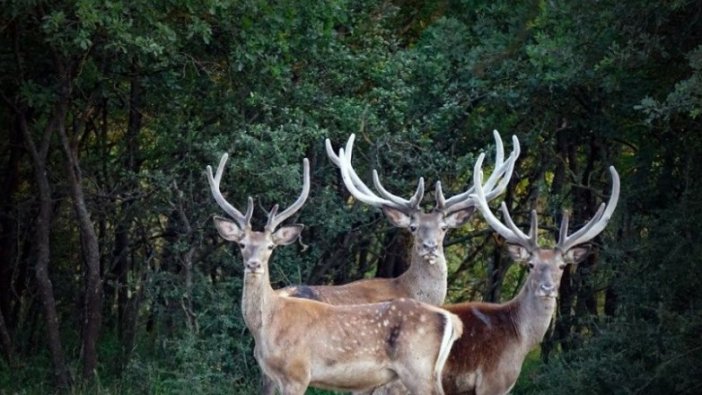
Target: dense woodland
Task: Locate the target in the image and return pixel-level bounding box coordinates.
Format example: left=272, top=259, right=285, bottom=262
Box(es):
left=1, top=0, right=701, bottom=393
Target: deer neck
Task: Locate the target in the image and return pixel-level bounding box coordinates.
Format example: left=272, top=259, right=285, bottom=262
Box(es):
left=241, top=269, right=276, bottom=335
left=512, top=282, right=557, bottom=350
left=397, top=247, right=448, bottom=305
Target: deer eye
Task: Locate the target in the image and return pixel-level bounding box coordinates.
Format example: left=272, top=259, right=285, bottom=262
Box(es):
left=238, top=243, right=246, bottom=249
left=440, top=224, right=448, bottom=231
left=409, top=224, right=418, bottom=232
left=559, top=264, right=567, bottom=270
left=528, top=263, right=535, bottom=270
left=267, top=245, right=274, bottom=251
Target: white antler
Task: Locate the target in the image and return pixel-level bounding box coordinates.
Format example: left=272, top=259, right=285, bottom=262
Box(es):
left=437, top=130, right=520, bottom=214
left=206, top=153, right=253, bottom=229
left=207, top=153, right=309, bottom=231
left=330, top=134, right=423, bottom=212
left=265, top=158, right=311, bottom=231
left=556, top=166, right=620, bottom=252
left=326, top=130, right=520, bottom=214
left=471, top=153, right=538, bottom=251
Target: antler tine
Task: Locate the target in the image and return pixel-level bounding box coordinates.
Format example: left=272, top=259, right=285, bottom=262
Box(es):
left=327, top=136, right=373, bottom=196
left=557, top=166, right=620, bottom=252
left=206, top=153, right=251, bottom=229
left=471, top=153, right=536, bottom=249
left=558, top=209, right=570, bottom=245
left=499, top=204, right=537, bottom=248
left=264, top=204, right=280, bottom=231
left=331, top=134, right=418, bottom=211
left=443, top=132, right=519, bottom=208
left=435, top=181, right=447, bottom=209
left=244, top=196, right=254, bottom=225
left=372, top=170, right=424, bottom=209
left=484, top=134, right=520, bottom=201
left=442, top=132, right=520, bottom=214
left=268, top=158, right=311, bottom=230
left=337, top=147, right=394, bottom=206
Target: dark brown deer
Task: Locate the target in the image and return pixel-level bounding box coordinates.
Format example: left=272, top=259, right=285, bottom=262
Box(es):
left=375, top=156, right=620, bottom=395
left=440, top=156, right=620, bottom=395
left=207, top=153, right=463, bottom=395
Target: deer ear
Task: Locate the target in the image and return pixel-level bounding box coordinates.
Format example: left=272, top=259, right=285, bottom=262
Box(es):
left=444, top=207, right=476, bottom=228
left=382, top=206, right=412, bottom=228
left=272, top=224, right=304, bottom=246
left=213, top=216, right=245, bottom=242
left=507, top=244, right=530, bottom=262
left=564, top=246, right=590, bottom=264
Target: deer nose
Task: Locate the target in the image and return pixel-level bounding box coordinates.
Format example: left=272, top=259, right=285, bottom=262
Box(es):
left=423, top=241, right=437, bottom=251
left=246, top=261, right=262, bottom=271
left=540, top=283, right=556, bottom=293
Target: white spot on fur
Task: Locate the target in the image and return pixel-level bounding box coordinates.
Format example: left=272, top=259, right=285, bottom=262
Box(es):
left=471, top=306, right=492, bottom=328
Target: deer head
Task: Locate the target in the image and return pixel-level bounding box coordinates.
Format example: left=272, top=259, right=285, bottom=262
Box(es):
left=327, top=131, right=520, bottom=265
left=471, top=154, right=620, bottom=298
left=207, top=153, right=309, bottom=276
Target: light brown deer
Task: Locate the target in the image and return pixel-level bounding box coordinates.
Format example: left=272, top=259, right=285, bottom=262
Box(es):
left=281, top=131, right=520, bottom=306
left=438, top=156, right=621, bottom=395
left=207, top=153, right=463, bottom=395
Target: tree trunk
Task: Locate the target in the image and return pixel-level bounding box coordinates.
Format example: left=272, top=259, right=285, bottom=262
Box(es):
left=484, top=245, right=506, bottom=302
left=0, top=308, right=13, bottom=365
left=57, top=114, right=103, bottom=380
left=375, top=228, right=410, bottom=278
left=19, top=108, right=71, bottom=389
left=117, top=74, right=143, bottom=340
left=0, top=115, right=24, bottom=365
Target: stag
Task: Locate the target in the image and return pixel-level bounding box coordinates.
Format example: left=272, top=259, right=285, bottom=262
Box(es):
left=438, top=156, right=620, bottom=395
left=207, top=153, right=463, bottom=395
left=281, top=131, right=520, bottom=306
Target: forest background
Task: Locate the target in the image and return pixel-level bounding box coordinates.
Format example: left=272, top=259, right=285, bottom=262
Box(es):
left=1, top=0, right=701, bottom=393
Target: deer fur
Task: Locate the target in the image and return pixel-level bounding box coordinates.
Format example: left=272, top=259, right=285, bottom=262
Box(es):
left=207, top=154, right=463, bottom=395
left=214, top=216, right=463, bottom=395
left=372, top=160, right=619, bottom=395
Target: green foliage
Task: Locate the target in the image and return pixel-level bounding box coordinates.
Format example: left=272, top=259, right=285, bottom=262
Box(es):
left=2, top=0, right=702, bottom=393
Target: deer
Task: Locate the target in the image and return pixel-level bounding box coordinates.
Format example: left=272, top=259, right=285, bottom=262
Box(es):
left=207, top=152, right=464, bottom=395
left=436, top=155, right=621, bottom=395
left=280, top=130, right=520, bottom=307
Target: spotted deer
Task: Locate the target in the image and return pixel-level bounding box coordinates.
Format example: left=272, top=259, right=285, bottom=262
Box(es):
left=207, top=153, right=463, bottom=395
left=438, top=156, right=620, bottom=395
left=281, top=131, right=520, bottom=306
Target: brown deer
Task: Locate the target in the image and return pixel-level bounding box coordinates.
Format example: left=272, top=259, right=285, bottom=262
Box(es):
left=438, top=156, right=621, bottom=395
left=281, top=131, right=520, bottom=306
left=207, top=153, right=463, bottom=395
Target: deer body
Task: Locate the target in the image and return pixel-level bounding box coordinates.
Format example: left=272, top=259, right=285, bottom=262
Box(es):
left=208, top=154, right=463, bottom=395
left=281, top=248, right=448, bottom=305
left=245, top=272, right=460, bottom=393
left=441, top=250, right=563, bottom=395
left=280, top=131, right=519, bottom=308
left=438, top=158, right=620, bottom=395
left=376, top=159, right=620, bottom=395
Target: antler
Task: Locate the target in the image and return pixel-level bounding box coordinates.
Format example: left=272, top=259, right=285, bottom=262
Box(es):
left=437, top=130, right=520, bottom=214
left=327, top=134, right=424, bottom=212
left=556, top=166, right=620, bottom=252
left=473, top=157, right=621, bottom=253
left=265, top=158, right=311, bottom=231
left=471, top=153, right=539, bottom=251
left=326, top=130, right=519, bottom=214
left=206, top=153, right=254, bottom=229
left=207, top=154, right=310, bottom=231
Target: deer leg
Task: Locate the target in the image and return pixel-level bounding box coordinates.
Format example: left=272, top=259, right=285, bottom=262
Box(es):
left=274, top=359, right=310, bottom=395
left=261, top=373, right=277, bottom=395
left=396, top=368, right=443, bottom=395
left=279, top=382, right=307, bottom=395
left=369, top=380, right=410, bottom=395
